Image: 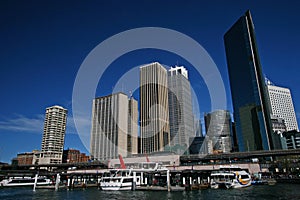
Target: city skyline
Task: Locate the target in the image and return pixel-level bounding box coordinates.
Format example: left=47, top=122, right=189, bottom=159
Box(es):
left=1, top=1, right=300, bottom=162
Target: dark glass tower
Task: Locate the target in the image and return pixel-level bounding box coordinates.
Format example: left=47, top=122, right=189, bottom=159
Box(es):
left=224, top=10, right=274, bottom=151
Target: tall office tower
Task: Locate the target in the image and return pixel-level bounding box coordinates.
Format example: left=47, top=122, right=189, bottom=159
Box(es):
left=224, top=10, right=274, bottom=151
left=127, top=97, right=138, bottom=155
left=168, top=66, right=194, bottom=150
left=40, top=105, right=67, bottom=164
left=90, top=92, right=138, bottom=161
left=204, top=110, right=232, bottom=153
left=140, top=62, right=170, bottom=153
left=266, top=80, right=299, bottom=131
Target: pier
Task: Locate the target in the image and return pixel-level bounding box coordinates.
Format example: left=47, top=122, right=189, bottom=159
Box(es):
left=1, top=149, right=300, bottom=191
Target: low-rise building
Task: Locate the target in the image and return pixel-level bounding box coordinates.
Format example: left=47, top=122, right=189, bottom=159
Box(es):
left=62, top=148, right=89, bottom=163
left=16, top=152, right=34, bottom=165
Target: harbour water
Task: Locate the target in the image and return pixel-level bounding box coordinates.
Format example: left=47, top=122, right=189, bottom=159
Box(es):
left=1, top=184, right=300, bottom=200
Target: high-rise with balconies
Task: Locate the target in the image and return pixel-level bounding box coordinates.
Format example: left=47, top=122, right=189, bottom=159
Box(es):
left=39, top=105, right=67, bottom=164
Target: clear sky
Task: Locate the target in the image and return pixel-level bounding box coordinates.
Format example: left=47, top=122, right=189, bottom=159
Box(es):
left=1, top=0, right=299, bottom=163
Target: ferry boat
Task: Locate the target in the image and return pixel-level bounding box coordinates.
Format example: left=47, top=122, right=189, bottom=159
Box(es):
left=210, top=166, right=251, bottom=189
left=99, top=154, right=169, bottom=191
left=100, top=162, right=169, bottom=191
left=0, top=176, right=51, bottom=187
left=100, top=169, right=142, bottom=191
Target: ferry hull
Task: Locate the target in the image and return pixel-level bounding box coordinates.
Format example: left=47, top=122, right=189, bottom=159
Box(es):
left=0, top=179, right=51, bottom=187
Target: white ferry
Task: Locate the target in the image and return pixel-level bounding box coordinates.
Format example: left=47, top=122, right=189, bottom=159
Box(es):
left=100, top=162, right=169, bottom=191
left=210, top=166, right=251, bottom=189
left=0, top=176, right=51, bottom=187
left=100, top=169, right=142, bottom=191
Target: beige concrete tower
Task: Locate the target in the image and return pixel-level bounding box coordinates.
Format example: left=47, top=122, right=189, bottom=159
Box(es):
left=128, top=97, right=138, bottom=155
left=140, top=62, right=170, bottom=153
left=90, top=92, right=138, bottom=161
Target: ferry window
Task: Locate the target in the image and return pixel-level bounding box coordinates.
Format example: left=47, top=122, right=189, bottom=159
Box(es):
left=240, top=175, right=249, bottom=179
left=123, top=178, right=132, bottom=183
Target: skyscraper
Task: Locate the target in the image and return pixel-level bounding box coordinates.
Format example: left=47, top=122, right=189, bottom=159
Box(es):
left=266, top=80, right=299, bottom=131
left=224, top=10, right=274, bottom=151
left=168, top=66, right=194, bottom=150
left=140, top=62, right=170, bottom=153
left=40, top=105, right=67, bottom=164
left=204, top=110, right=232, bottom=153
left=90, top=92, right=138, bottom=161
left=127, top=97, right=138, bottom=155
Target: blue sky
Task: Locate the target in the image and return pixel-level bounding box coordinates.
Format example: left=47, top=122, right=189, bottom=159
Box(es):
left=1, top=0, right=300, bottom=163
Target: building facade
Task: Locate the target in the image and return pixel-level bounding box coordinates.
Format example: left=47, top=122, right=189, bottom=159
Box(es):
left=270, top=115, right=287, bottom=149
left=16, top=152, right=34, bottom=165
left=224, top=10, right=273, bottom=151
left=140, top=62, right=170, bottom=153
left=271, top=115, right=287, bottom=135
left=127, top=97, right=138, bottom=155
left=282, top=130, right=300, bottom=149
left=266, top=80, right=299, bottom=131
left=204, top=110, right=232, bottom=153
left=189, top=136, right=205, bottom=154
left=62, top=149, right=89, bottom=163
left=194, top=118, right=203, bottom=137
left=90, top=93, right=138, bottom=161
left=39, top=105, right=67, bottom=164
left=168, top=66, right=194, bottom=151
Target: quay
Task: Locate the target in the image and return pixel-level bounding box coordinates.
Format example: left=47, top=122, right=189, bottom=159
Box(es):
left=1, top=149, right=300, bottom=190
left=0, top=162, right=265, bottom=191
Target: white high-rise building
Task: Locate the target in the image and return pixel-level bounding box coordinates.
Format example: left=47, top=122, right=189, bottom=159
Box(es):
left=90, top=93, right=138, bottom=161
left=168, top=66, right=194, bottom=150
left=266, top=80, right=299, bottom=131
left=39, top=105, right=67, bottom=164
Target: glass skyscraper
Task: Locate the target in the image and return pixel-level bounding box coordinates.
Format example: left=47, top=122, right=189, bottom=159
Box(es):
left=224, top=10, right=274, bottom=151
